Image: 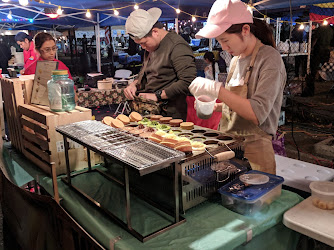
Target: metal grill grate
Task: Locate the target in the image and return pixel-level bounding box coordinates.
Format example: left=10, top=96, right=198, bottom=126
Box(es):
left=56, top=120, right=185, bottom=173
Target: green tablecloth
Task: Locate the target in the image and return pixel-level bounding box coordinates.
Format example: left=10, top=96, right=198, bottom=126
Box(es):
left=2, top=142, right=303, bottom=250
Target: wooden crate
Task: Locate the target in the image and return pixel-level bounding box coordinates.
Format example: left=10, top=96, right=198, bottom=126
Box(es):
left=1, top=78, right=33, bottom=152
left=19, top=104, right=93, bottom=177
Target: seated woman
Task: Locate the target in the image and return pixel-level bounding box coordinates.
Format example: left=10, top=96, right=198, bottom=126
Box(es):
left=24, top=32, right=72, bottom=79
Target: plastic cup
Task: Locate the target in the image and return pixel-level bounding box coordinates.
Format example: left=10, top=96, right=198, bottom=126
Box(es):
left=195, top=95, right=217, bottom=119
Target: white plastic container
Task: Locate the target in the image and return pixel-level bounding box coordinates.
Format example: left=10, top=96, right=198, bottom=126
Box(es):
left=195, top=95, right=217, bottom=120
left=275, top=155, right=334, bottom=193
left=309, top=181, right=334, bottom=210
left=219, top=170, right=284, bottom=215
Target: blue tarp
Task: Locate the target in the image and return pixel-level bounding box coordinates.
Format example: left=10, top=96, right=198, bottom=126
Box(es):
left=1, top=0, right=334, bottom=29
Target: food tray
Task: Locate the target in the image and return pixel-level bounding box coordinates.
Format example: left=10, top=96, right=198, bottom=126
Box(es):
left=219, top=170, right=284, bottom=215
left=56, top=120, right=185, bottom=175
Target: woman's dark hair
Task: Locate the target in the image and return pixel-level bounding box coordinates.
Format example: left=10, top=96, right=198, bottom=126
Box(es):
left=15, top=32, right=32, bottom=42
left=225, top=18, right=276, bottom=48
left=204, top=51, right=216, bottom=80
left=34, top=32, right=55, bottom=51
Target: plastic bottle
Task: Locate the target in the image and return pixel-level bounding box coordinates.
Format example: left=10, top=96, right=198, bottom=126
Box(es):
left=47, top=70, right=76, bottom=112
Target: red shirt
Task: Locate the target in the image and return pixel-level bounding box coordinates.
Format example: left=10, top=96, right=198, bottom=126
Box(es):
left=23, top=41, right=38, bottom=69
left=24, top=57, right=72, bottom=79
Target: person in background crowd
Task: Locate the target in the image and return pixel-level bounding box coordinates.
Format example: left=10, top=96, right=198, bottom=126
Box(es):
left=303, top=22, right=334, bottom=96
left=0, top=37, right=11, bottom=74
left=120, top=34, right=125, bottom=48
left=219, top=49, right=232, bottom=72
left=204, top=51, right=220, bottom=81
left=291, top=20, right=307, bottom=81
left=189, top=0, right=286, bottom=174
left=15, top=32, right=38, bottom=75
left=124, top=7, right=197, bottom=120
left=23, top=32, right=72, bottom=79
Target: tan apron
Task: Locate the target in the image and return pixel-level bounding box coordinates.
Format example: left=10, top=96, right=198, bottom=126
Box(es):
left=220, top=39, right=276, bottom=174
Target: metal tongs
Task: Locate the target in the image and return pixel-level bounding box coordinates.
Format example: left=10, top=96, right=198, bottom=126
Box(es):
left=206, top=143, right=236, bottom=182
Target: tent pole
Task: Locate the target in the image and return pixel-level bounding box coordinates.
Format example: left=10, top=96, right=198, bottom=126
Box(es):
left=276, top=18, right=281, bottom=46
left=53, top=26, right=58, bottom=60
left=96, top=13, right=101, bottom=73
left=307, top=21, right=312, bottom=75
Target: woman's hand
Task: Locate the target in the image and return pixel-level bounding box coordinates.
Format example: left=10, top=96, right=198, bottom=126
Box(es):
left=213, top=103, right=223, bottom=112
left=189, top=77, right=222, bottom=99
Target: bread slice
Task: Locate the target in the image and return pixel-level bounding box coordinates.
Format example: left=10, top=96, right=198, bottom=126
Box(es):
left=161, top=137, right=179, bottom=146
left=139, top=132, right=153, bottom=138
left=180, top=122, right=194, bottom=130
left=129, top=111, right=142, bottom=122
left=159, top=117, right=173, bottom=124
left=150, top=115, right=163, bottom=121
left=116, top=114, right=130, bottom=125
left=160, top=141, right=175, bottom=148
left=102, top=116, right=114, bottom=126
left=110, top=119, right=124, bottom=129
left=148, top=133, right=163, bottom=143
left=175, top=141, right=192, bottom=152
left=169, top=119, right=183, bottom=127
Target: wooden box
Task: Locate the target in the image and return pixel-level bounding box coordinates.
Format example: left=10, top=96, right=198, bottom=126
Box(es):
left=0, top=78, right=33, bottom=152
left=19, top=104, right=93, bottom=176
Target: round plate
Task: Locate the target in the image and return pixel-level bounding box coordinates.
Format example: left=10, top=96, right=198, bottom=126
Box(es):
left=239, top=174, right=270, bottom=185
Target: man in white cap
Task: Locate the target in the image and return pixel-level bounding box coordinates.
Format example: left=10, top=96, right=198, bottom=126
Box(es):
left=124, top=8, right=197, bottom=120
left=189, top=0, right=286, bottom=174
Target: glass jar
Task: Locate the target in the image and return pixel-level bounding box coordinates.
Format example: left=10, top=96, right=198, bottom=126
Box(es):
left=47, top=70, right=76, bottom=112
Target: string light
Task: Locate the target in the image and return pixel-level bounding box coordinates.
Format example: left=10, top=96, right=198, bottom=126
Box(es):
left=247, top=5, right=253, bottom=14
left=8, top=0, right=334, bottom=27
left=18, top=0, right=28, bottom=6
left=86, top=9, right=91, bottom=18
left=7, top=10, right=12, bottom=19
left=57, top=6, right=63, bottom=15
left=299, top=24, right=305, bottom=30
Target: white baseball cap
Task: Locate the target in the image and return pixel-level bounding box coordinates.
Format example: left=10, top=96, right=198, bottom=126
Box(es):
left=196, top=0, right=253, bottom=39
left=125, top=8, right=162, bottom=40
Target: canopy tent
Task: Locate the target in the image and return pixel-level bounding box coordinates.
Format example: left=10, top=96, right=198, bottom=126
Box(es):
left=2, top=0, right=334, bottom=30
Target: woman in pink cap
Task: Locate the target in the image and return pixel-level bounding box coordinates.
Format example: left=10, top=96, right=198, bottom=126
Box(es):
left=189, top=0, right=286, bottom=174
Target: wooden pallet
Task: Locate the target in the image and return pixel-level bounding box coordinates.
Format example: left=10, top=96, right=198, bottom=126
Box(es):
left=0, top=78, right=33, bottom=152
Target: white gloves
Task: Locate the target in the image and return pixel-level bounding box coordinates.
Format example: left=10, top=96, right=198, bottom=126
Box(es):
left=189, top=77, right=222, bottom=99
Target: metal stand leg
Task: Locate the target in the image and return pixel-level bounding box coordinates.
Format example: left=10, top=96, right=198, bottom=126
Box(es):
left=87, top=149, right=92, bottom=171
left=124, top=165, right=132, bottom=229
left=173, top=163, right=179, bottom=223
left=114, top=101, right=131, bottom=116
left=63, top=136, right=71, bottom=185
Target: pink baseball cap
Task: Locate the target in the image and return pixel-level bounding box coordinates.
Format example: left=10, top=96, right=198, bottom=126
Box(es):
left=196, top=0, right=253, bottom=39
